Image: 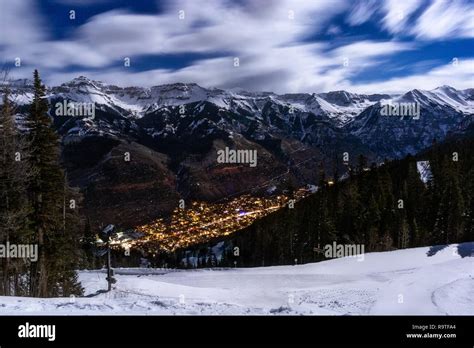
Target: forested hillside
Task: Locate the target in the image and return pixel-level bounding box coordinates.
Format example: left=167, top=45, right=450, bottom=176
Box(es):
left=176, top=136, right=474, bottom=268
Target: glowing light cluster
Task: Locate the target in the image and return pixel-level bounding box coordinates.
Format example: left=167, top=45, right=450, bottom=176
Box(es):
left=112, top=188, right=311, bottom=253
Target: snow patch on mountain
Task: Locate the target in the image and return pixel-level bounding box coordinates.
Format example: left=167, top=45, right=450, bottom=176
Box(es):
left=417, top=161, right=433, bottom=184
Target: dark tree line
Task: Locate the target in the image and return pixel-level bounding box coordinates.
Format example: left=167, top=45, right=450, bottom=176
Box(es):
left=174, top=136, right=474, bottom=268
left=0, top=70, right=83, bottom=296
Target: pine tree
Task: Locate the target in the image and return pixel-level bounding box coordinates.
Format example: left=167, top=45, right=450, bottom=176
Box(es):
left=0, top=84, right=34, bottom=295
left=430, top=154, right=464, bottom=245
left=27, top=70, right=83, bottom=297
left=397, top=214, right=410, bottom=249
left=366, top=195, right=381, bottom=250
left=444, top=166, right=464, bottom=243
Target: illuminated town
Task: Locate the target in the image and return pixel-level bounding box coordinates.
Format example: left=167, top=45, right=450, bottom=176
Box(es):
left=109, top=187, right=313, bottom=253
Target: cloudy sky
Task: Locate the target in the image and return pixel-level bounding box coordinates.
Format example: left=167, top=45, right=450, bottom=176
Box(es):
left=1, top=0, right=473, bottom=93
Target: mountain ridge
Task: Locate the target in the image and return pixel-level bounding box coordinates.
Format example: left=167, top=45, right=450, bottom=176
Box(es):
left=9, top=76, right=473, bottom=124
left=3, top=76, right=473, bottom=228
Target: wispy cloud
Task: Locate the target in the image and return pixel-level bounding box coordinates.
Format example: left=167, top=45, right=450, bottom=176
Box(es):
left=382, top=0, right=423, bottom=34
left=1, top=0, right=473, bottom=93
left=412, top=0, right=474, bottom=39
left=346, top=0, right=379, bottom=26
left=0, top=0, right=47, bottom=45
left=349, top=59, right=474, bottom=93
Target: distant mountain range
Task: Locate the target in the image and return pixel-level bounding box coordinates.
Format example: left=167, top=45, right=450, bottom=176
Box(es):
left=6, top=77, right=474, bottom=228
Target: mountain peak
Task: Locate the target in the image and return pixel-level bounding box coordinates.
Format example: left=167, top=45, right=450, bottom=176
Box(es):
left=433, top=85, right=458, bottom=93
left=62, top=76, right=104, bottom=88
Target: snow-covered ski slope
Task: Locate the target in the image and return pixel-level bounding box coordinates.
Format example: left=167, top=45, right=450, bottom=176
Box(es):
left=1, top=242, right=472, bottom=315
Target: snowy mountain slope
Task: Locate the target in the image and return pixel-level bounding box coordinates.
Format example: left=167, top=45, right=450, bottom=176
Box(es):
left=7, top=77, right=473, bottom=119
left=7, top=77, right=375, bottom=119
left=345, top=86, right=474, bottom=159
left=389, top=86, right=474, bottom=114
left=7, top=78, right=473, bottom=151
left=7, top=78, right=473, bottom=153
left=0, top=242, right=472, bottom=315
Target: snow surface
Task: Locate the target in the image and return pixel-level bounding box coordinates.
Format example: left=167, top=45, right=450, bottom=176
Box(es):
left=0, top=242, right=472, bottom=315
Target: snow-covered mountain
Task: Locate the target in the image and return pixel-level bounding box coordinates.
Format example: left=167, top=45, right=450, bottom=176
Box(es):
left=4, top=76, right=400, bottom=123
left=346, top=85, right=474, bottom=158
left=9, top=76, right=473, bottom=142
left=5, top=77, right=473, bottom=227
left=1, top=242, right=472, bottom=315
